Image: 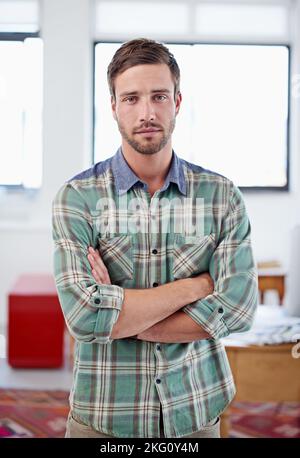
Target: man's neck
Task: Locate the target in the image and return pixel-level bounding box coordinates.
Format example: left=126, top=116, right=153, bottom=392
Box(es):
left=121, top=142, right=173, bottom=195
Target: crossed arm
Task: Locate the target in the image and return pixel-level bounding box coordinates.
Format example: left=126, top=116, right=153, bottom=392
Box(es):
left=87, top=246, right=213, bottom=343
left=135, top=310, right=212, bottom=343
left=52, top=182, right=257, bottom=345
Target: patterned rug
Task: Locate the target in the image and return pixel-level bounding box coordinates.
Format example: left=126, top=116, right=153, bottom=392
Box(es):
left=0, top=389, right=69, bottom=438
left=229, top=401, right=300, bottom=438
left=0, top=389, right=299, bottom=438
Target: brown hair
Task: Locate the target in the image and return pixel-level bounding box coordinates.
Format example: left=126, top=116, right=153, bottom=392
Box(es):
left=107, top=38, right=180, bottom=101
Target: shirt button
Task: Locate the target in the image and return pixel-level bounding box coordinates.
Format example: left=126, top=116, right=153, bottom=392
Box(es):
left=156, top=378, right=161, bottom=384
left=152, top=249, right=158, bottom=255
left=94, top=298, right=101, bottom=304
left=157, top=345, right=161, bottom=351
left=218, top=307, right=224, bottom=314
left=153, top=282, right=159, bottom=287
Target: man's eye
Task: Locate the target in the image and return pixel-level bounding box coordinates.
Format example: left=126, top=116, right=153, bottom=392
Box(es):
left=155, top=95, right=167, bottom=101
left=125, top=96, right=136, bottom=103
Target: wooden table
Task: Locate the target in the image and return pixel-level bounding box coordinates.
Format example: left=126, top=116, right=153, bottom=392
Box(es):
left=258, top=269, right=286, bottom=305
left=220, top=341, right=300, bottom=437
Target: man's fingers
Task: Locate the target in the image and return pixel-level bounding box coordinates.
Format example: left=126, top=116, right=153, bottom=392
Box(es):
left=88, top=255, right=102, bottom=279
left=92, top=268, right=101, bottom=283
left=90, top=247, right=108, bottom=272
left=87, top=251, right=103, bottom=275
left=87, top=247, right=111, bottom=284
left=87, top=250, right=105, bottom=273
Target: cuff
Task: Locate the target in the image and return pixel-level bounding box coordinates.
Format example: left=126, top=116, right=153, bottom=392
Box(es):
left=182, top=292, right=230, bottom=340
left=92, top=284, right=124, bottom=344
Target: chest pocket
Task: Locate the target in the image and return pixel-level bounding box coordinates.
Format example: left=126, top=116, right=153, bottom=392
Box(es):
left=173, top=234, right=216, bottom=279
left=97, top=235, right=133, bottom=284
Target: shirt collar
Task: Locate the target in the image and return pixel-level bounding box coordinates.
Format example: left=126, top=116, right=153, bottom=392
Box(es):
left=111, top=146, right=187, bottom=196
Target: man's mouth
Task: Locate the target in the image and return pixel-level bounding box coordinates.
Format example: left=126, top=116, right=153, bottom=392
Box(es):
left=135, top=128, right=162, bottom=135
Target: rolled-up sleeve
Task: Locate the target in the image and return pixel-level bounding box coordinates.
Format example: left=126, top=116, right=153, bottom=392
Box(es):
left=182, top=181, right=258, bottom=340
left=52, top=182, right=124, bottom=344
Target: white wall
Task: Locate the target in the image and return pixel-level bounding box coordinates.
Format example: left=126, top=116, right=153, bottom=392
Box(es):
left=0, top=0, right=300, bottom=327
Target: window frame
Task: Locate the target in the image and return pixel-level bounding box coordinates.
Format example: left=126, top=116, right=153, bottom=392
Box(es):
left=93, top=39, right=291, bottom=192
left=0, top=30, right=41, bottom=191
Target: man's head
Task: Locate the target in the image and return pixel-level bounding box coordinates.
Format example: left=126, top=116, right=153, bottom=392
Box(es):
left=107, top=38, right=182, bottom=155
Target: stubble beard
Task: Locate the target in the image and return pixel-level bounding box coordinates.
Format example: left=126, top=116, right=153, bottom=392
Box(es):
left=116, top=117, right=176, bottom=155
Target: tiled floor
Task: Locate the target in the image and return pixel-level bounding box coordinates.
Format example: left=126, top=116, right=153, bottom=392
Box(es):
left=0, top=326, right=73, bottom=391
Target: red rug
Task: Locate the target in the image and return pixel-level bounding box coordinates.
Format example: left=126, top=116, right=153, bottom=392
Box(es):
left=0, top=389, right=69, bottom=438
left=229, top=401, right=300, bottom=438
left=0, top=389, right=299, bottom=438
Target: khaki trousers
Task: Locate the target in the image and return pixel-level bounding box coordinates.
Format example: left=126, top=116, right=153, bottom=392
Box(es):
left=65, top=408, right=221, bottom=439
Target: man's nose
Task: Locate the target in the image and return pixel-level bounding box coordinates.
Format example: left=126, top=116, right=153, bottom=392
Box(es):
left=139, top=99, right=155, bottom=122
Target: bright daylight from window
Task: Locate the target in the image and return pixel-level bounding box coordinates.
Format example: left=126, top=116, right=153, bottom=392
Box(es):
left=94, top=43, right=289, bottom=189
left=0, top=37, right=43, bottom=188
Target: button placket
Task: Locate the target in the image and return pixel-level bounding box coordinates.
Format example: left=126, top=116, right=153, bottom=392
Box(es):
left=153, top=315, right=163, bottom=406
left=149, top=195, right=159, bottom=290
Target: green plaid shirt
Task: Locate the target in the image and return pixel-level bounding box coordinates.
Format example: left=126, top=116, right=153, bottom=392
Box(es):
left=52, top=147, right=258, bottom=438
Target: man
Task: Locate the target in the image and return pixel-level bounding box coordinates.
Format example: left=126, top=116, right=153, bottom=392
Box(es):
left=52, top=38, right=258, bottom=439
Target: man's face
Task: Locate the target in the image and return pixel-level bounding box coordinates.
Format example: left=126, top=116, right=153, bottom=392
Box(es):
left=111, top=63, right=182, bottom=155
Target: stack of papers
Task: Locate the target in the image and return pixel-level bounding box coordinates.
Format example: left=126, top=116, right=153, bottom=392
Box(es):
left=221, top=304, right=300, bottom=346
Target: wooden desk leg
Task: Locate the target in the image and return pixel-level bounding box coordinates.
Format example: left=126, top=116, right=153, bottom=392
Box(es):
left=278, top=280, right=285, bottom=305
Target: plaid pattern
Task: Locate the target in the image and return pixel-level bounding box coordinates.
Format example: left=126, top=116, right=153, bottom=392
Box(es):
left=52, top=147, right=258, bottom=438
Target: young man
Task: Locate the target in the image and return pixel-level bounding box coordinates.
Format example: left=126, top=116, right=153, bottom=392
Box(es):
left=52, top=38, right=258, bottom=438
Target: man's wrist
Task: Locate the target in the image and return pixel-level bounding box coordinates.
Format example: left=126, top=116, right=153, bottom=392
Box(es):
left=183, top=277, right=204, bottom=303
left=136, top=325, right=160, bottom=342
left=189, top=275, right=213, bottom=301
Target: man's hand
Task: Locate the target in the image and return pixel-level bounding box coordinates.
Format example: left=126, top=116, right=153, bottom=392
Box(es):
left=87, top=246, right=111, bottom=284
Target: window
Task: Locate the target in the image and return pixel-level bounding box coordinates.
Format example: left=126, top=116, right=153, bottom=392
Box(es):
left=195, top=2, right=289, bottom=38
left=94, top=0, right=291, bottom=41
left=0, top=0, right=42, bottom=189
left=0, top=0, right=39, bottom=33
left=93, top=0, right=293, bottom=190
left=94, top=42, right=290, bottom=189
left=0, top=34, right=43, bottom=188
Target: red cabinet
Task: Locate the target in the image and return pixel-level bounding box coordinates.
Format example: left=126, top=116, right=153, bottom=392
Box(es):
left=8, top=274, right=65, bottom=368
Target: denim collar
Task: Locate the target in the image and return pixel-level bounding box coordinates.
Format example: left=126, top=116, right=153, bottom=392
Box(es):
left=111, top=146, right=187, bottom=196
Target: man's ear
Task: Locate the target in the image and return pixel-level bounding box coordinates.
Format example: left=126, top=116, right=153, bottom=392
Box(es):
left=175, top=91, right=182, bottom=116
left=111, top=95, right=117, bottom=121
